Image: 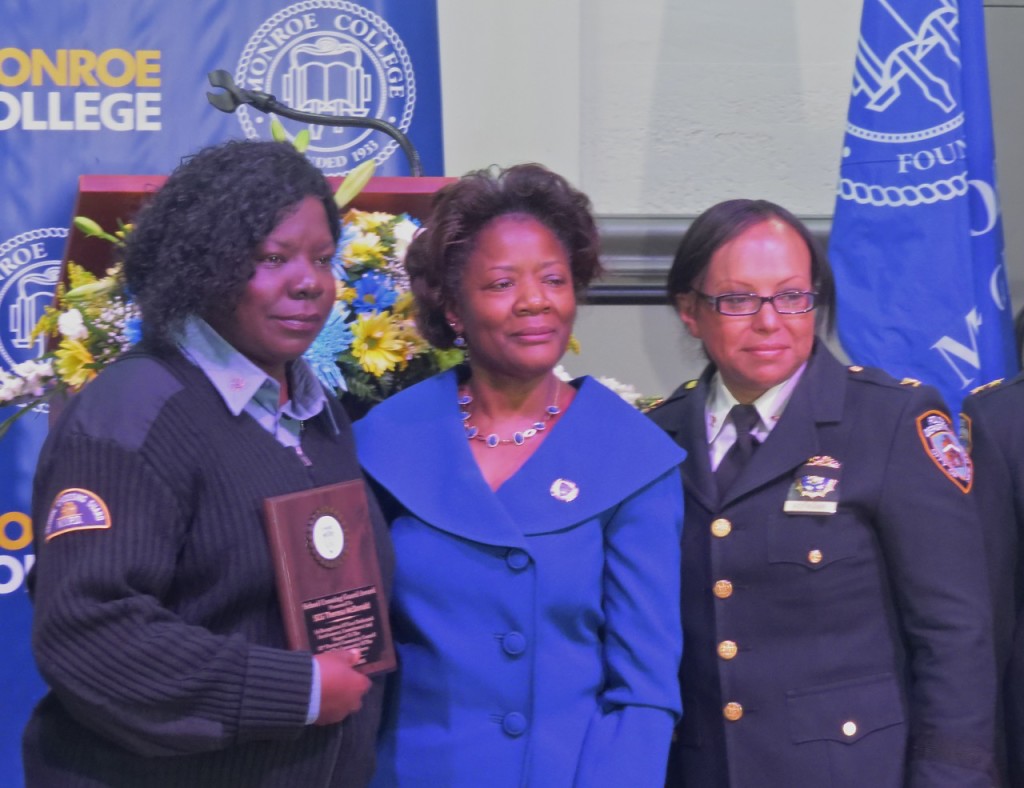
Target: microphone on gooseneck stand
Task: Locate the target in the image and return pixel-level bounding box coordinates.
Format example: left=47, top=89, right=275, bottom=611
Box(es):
left=204, top=69, right=423, bottom=177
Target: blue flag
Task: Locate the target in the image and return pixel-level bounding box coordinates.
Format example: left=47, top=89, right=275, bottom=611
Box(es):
left=829, top=0, right=1017, bottom=411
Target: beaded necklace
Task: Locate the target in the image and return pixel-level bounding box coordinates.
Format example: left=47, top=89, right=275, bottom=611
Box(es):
left=458, top=378, right=562, bottom=448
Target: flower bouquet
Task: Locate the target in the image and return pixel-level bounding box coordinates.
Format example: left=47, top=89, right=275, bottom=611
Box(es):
left=0, top=213, right=142, bottom=436
left=0, top=138, right=647, bottom=435
left=0, top=200, right=462, bottom=435
left=305, top=207, right=463, bottom=412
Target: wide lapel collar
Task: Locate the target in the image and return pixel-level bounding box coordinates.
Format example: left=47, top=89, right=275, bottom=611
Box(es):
left=498, top=377, right=685, bottom=534
left=724, top=343, right=847, bottom=505
left=354, top=371, right=528, bottom=549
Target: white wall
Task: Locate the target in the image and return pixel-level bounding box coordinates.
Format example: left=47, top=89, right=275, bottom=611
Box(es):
left=435, top=1, right=1023, bottom=397
left=436, top=1, right=582, bottom=180
left=438, top=0, right=861, bottom=215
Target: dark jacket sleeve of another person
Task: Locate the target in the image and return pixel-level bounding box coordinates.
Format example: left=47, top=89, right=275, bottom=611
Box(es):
left=650, top=343, right=996, bottom=788
left=962, top=373, right=1024, bottom=785
left=23, top=352, right=391, bottom=788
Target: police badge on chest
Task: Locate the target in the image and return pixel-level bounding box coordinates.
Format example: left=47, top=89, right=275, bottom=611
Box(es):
left=784, top=455, right=842, bottom=515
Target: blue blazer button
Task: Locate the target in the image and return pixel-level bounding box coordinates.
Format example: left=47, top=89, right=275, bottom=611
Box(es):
left=505, top=549, right=529, bottom=570
left=502, top=631, right=527, bottom=655
left=502, top=712, right=528, bottom=737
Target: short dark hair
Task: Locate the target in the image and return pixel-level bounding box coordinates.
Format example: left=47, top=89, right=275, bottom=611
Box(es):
left=666, top=199, right=836, bottom=332
left=405, top=163, right=603, bottom=348
left=123, top=139, right=340, bottom=350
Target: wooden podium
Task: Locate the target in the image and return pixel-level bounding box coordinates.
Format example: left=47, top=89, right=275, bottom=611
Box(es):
left=63, top=174, right=454, bottom=277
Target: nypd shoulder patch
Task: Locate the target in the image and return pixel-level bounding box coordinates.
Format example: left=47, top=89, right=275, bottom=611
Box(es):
left=915, top=411, right=972, bottom=493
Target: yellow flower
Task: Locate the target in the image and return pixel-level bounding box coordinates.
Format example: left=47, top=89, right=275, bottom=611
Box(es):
left=392, top=290, right=415, bottom=317
left=397, top=319, right=428, bottom=357
left=351, top=312, right=406, bottom=377
left=55, top=339, right=97, bottom=389
left=344, top=233, right=384, bottom=265
left=337, top=284, right=357, bottom=303
left=347, top=210, right=392, bottom=232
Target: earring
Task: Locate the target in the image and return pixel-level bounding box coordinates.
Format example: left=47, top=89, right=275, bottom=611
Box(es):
left=449, top=322, right=467, bottom=349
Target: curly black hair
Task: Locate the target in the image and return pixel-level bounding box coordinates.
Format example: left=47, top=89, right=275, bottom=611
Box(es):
left=123, top=139, right=340, bottom=350
left=405, top=163, right=603, bottom=348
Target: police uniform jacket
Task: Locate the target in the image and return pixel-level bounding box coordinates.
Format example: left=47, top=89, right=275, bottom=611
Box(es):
left=649, top=341, right=995, bottom=788
left=355, top=369, right=685, bottom=787
left=962, top=371, right=1024, bottom=786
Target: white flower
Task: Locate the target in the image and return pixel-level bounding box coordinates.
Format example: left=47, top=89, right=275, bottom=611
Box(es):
left=11, top=360, right=38, bottom=377
left=25, top=361, right=55, bottom=395
left=6, top=359, right=55, bottom=398
left=0, top=372, right=26, bottom=404
left=555, top=365, right=644, bottom=407
left=392, top=218, right=419, bottom=261
left=58, top=308, right=89, bottom=341
left=595, top=376, right=643, bottom=407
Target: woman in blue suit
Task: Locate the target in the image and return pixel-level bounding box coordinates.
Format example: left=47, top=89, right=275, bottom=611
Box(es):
left=355, top=164, right=685, bottom=786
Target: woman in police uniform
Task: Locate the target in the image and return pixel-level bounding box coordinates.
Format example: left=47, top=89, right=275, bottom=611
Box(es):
left=962, top=373, right=1024, bottom=786
left=649, top=199, right=996, bottom=788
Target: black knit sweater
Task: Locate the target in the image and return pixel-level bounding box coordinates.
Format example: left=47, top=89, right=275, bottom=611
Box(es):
left=23, top=351, right=392, bottom=787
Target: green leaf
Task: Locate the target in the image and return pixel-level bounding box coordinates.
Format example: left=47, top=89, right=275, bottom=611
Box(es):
left=334, top=159, right=377, bottom=210
left=294, top=129, right=310, bottom=153
left=73, top=216, right=120, bottom=245
left=64, top=279, right=115, bottom=302
left=270, top=117, right=287, bottom=142
left=0, top=387, right=64, bottom=440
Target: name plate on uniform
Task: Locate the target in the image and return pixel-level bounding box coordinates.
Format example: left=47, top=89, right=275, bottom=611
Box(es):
left=263, top=479, right=395, bottom=675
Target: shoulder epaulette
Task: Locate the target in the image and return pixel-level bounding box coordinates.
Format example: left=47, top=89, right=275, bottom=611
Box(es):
left=846, top=364, right=907, bottom=390
left=648, top=379, right=700, bottom=412
left=969, top=378, right=1004, bottom=396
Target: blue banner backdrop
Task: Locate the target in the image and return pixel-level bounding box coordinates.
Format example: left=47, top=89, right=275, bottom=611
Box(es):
left=828, top=0, right=1017, bottom=411
left=0, top=2, right=442, bottom=783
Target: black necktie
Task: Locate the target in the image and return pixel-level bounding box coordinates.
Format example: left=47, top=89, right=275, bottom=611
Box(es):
left=715, top=404, right=759, bottom=497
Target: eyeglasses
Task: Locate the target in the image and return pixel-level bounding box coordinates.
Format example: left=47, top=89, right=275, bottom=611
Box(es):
left=694, top=290, right=818, bottom=316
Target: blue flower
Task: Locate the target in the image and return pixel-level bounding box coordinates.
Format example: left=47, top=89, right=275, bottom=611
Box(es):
left=303, top=303, right=354, bottom=392
left=124, top=315, right=143, bottom=345
left=351, top=271, right=397, bottom=314
left=332, top=223, right=360, bottom=281
left=339, top=219, right=361, bottom=248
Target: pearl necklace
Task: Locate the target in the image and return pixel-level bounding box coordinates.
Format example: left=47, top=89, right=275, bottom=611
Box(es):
left=458, top=381, right=562, bottom=448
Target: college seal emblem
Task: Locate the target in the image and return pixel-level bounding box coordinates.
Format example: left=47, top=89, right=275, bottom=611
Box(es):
left=235, top=0, right=417, bottom=176
left=0, top=227, right=66, bottom=371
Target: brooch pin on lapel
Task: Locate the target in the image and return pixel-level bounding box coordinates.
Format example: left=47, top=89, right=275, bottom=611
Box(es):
left=549, top=478, right=580, bottom=503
